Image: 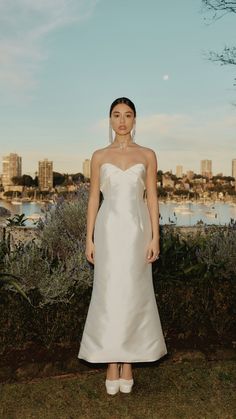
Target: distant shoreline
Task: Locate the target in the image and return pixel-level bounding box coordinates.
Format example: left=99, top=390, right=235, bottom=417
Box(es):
left=1, top=195, right=236, bottom=204
left=1, top=198, right=236, bottom=228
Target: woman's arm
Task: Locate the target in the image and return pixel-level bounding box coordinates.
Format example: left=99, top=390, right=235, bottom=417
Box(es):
left=85, top=151, right=101, bottom=264
left=145, top=150, right=160, bottom=263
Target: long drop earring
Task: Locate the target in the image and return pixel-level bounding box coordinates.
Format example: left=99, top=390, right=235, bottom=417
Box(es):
left=131, top=123, right=136, bottom=142
left=109, top=120, right=113, bottom=144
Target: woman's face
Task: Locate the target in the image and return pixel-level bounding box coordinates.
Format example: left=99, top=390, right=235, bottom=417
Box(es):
left=110, top=103, right=135, bottom=136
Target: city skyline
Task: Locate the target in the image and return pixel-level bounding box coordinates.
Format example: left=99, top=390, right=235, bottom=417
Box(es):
left=1, top=153, right=236, bottom=180
left=0, top=1, right=235, bottom=175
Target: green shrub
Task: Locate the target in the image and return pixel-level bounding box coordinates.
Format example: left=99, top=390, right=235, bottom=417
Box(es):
left=0, top=272, right=31, bottom=303
left=4, top=187, right=93, bottom=305
left=40, top=191, right=88, bottom=260
left=196, top=225, right=236, bottom=280
left=1, top=194, right=236, bottom=353
left=154, top=225, right=206, bottom=281
left=154, top=224, right=236, bottom=282
left=0, top=228, right=10, bottom=269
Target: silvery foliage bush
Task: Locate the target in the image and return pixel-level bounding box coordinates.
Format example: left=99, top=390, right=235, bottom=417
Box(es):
left=5, top=186, right=94, bottom=305
left=196, top=224, right=236, bottom=280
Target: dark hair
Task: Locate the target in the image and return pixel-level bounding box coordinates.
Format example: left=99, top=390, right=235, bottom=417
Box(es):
left=109, top=97, right=136, bottom=117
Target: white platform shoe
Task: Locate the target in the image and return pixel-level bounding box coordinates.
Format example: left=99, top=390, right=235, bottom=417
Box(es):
left=105, top=378, right=120, bottom=395
left=105, top=364, right=120, bottom=395
left=105, top=363, right=134, bottom=395
left=119, top=377, right=134, bottom=393
left=119, top=364, right=134, bottom=393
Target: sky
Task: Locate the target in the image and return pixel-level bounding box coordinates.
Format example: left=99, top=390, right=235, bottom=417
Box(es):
left=0, top=0, right=235, bottom=176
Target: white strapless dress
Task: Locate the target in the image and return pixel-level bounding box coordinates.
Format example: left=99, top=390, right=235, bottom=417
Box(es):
left=78, top=162, right=167, bottom=363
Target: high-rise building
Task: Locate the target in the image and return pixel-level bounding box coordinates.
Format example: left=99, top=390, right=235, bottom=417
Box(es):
left=232, top=159, right=236, bottom=179
left=83, top=159, right=91, bottom=178
left=2, top=153, right=22, bottom=187
left=38, top=159, right=53, bottom=191
left=176, top=165, right=183, bottom=178
left=201, top=160, right=212, bottom=178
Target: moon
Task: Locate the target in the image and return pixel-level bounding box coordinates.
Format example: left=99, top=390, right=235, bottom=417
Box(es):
left=163, top=74, right=169, bottom=81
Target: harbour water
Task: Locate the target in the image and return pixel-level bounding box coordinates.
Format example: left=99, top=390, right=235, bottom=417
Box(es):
left=1, top=199, right=236, bottom=227
left=159, top=200, right=236, bottom=226
left=0, top=200, right=47, bottom=226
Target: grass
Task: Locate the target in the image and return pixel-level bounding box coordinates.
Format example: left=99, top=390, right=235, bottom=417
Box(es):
left=0, top=358, right=236, bottom=419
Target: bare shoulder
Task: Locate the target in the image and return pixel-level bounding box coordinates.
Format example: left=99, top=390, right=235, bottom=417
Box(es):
left=137, top=145, right=157, bottom=165
left=91, top=147, right=109, bottom=164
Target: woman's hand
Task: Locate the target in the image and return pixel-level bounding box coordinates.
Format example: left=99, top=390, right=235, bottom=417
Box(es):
left=146, top=238, right=160, bottom=263
left=85, top=239, right=95, bottom=264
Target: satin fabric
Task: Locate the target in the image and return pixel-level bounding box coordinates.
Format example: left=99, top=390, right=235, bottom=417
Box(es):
left=78, top=162, right=167, bottom=363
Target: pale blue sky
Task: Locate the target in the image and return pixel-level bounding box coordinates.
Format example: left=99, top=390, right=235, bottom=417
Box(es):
left=0, top=0, right=235, bottom=176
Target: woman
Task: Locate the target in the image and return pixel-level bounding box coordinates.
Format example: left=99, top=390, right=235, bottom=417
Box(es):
left=78, top=97, right=167, bottom=395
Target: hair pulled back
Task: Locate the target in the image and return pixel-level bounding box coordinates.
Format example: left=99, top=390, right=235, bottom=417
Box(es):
left=109, top=97, right=136, bottom=117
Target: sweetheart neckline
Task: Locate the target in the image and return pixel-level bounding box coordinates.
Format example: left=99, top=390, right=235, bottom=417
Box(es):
left=100, top=162, right=146, bottom=172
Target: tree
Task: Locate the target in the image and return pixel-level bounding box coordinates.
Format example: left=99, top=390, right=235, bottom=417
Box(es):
left=203, top=0, right=236, bottom=18
left=157, top=170, right=163, bottom=184
left=157, top=186, right=167, bottom=197
left=22, top=175, right=35, bottom=187
left=12, top=176, right=23, bottom=185
left=34, top=175, right=39, bottom=187
left=53, top=172, right=65, bottom=187
left=202, top=0, right=236, bottom=86
left=11, top=175, right=34, bottom=187
left=72, top=173, right=85, bottom=183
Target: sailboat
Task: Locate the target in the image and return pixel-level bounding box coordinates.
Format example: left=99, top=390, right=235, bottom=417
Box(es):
left=11, top=191, right=21, bottom=205
left=30, top=189, right=37, bottom=203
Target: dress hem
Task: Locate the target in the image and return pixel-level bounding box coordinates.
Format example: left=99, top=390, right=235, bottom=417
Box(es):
left=78, top=351, right=168, bottom=364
